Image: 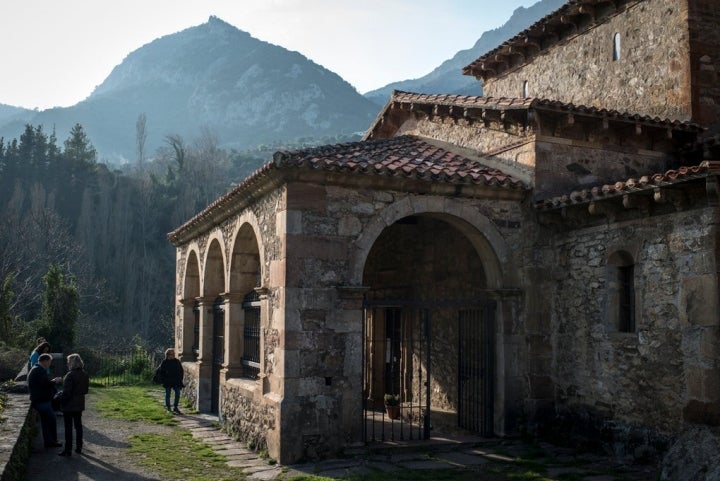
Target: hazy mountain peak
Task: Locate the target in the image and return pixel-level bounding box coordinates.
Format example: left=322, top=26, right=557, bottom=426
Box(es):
left=363, top=0, right=565, bottom=105
left=4, top=16, right=377, bottom=162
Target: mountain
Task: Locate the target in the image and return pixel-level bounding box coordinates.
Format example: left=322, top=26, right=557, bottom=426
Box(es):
left=0, top=103, right=34, bottom=128
left=0, top=17, right=378, bottom=163
left=363, top=0, right=566, bottom=106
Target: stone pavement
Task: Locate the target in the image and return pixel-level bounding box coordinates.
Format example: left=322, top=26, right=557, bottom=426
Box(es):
left=23, top=393, right=659, bottom=481
left=178, top=411, right=659, bottom=481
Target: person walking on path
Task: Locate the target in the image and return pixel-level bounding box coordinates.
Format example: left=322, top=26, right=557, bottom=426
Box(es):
left=58, top=353, right=89, bottom=457
left=155, top=347, right=184, bottom=414
left=28, top=352, right=63, bottom=448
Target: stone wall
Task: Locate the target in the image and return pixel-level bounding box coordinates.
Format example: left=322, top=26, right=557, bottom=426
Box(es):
left=221, top=380, right=276, bottom=452
left=688, top=0, right=720, bottom=126
left=0, top=394, right=33, bottom=481
left=533, top=137, right=674, bottom=200
left=529, top=204, right=719, bottom=454
left=484, top=0, right=692, bottom=121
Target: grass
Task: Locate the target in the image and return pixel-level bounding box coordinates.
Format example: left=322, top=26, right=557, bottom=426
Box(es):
left=94, top=385, right=247, bottom=481
left=94, top=385, right=178, bottom=426
left=91, top=386, right=640, bottom=481
left=129, top=430, right=246, bottom=481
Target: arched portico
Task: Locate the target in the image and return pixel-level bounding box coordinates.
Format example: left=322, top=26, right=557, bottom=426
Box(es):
left=199, top=236, right=227, bottom=413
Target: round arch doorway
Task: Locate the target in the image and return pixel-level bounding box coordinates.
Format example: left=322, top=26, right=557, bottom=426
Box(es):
left=361, top=214, right=497, bottom=441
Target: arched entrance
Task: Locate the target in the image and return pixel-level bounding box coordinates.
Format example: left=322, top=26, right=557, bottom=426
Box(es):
left=362, top=214, right=497, bottom=441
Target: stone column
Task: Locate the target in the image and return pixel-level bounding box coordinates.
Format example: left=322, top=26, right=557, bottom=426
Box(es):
left=336, top=286, right=369, bottom=444
left=196, top=296, right=215, bottom=412
left=254, top=287, right=270, bottom=393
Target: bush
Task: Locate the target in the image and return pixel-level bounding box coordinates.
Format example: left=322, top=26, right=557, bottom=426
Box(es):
left=0, top=343, right=28, bottom=382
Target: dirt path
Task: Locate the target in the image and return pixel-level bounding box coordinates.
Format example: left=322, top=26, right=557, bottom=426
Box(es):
left=25, top=393, right=173, bottom=481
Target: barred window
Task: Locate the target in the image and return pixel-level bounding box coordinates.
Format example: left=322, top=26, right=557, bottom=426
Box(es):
left=242, top=290, right=261, bottom=379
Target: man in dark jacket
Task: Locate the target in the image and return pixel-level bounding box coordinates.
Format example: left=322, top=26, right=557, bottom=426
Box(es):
left=28, top=353, right=62, bottom=447
left=157, top=348, right=184, bottom=413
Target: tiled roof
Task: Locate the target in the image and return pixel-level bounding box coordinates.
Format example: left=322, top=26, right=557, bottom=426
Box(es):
left=463, top=0, right=642, bottom=79
left=535, top=161, right=720, bottom=210
left=389, top=91, right=534, bottom=110
left=272, top=135, right=526, bottom=188
left=366, top=91, right=702, bottom=140
left=168, top=135, right=527, bottom=243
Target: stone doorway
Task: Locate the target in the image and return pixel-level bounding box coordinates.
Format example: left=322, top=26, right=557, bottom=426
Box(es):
left=361, top=214, right=496, bottom=441
left=362, top=294, right=496, bottom=441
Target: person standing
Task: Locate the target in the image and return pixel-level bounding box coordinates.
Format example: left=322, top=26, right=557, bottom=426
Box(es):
left=156, top=348, right=184, bottom=413
left=58, top=353, right=89, bottom=457
left=28, top=353, right=62, bottom=448
left=29, top=339, right=51, bottom=370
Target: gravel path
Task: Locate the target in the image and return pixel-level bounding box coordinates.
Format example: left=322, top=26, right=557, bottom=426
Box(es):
left=25, top=393, right=173, bottom=481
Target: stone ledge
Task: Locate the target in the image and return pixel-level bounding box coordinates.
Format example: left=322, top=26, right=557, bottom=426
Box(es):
left=0, top=393, right=33, bottom=481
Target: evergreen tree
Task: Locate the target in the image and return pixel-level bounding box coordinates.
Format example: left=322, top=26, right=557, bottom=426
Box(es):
left=39, top=264, right=79, bottom=354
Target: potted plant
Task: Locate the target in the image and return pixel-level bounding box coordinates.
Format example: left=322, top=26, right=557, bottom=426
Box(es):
left=384, top=394, right=400, bottom=420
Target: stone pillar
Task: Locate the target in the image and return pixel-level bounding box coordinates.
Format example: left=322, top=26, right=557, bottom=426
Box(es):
left=337, top=286, right=369, bottom=444
left=255, top=287, right=270, bottom=393
left=196, top=296, right=215, bottom=412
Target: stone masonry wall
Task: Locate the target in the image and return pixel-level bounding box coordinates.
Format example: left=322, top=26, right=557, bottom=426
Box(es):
left=688, top=0, right=720, bottom=126
left=485, top=0, right=692, bottom=121
left=535, top=205, right=719, bottom=453
left=278, top=180, right=528, bottom=460
left=533, top=137, right=674, bottom=200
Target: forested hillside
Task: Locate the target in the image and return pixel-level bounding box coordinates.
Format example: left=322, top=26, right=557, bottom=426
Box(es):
left=0, top=121, right=361, bottom=354
left=0, top=123, right=279, bottom=352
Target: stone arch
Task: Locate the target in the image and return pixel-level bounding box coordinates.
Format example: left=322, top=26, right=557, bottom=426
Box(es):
left=229, top=213, right=264, bottom=293
left=351, top=196, right=511, bottom=288
left=355, top=195, right=517, bottom=438
left=203, top=235, right=227, bottom=297
left=226, top=216, right=264, bottom=381
left=179, top=248, right=201, bottom=359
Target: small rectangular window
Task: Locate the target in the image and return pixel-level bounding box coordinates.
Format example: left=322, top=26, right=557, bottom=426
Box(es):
left=618, top=265, right=635, bottom=332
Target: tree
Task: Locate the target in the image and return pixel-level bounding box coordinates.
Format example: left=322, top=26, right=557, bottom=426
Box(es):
left=63, top=123, right=97, bottom=171
left=0, top=273, right=15, bottom=343
left=39, top=264, right=79, bottom=354
left=136, top=113, right=148, bottom=167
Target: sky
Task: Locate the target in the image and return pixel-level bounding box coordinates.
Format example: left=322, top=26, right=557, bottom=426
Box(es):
left=0, top=0, right=541, bottom=111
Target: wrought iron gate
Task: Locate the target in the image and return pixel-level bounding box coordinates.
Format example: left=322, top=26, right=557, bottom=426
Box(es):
left=362, top=290, right=496, bottom=443
left=458, top=304, right=495, bottom=436
left=211, top=296, right=224, bottom=414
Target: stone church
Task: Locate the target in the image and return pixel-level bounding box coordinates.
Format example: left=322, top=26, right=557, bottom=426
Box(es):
left=168, top=0, right=720, bottom=464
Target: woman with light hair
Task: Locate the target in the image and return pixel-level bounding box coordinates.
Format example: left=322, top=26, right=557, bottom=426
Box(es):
left=57, top=353, right=89, bottom=457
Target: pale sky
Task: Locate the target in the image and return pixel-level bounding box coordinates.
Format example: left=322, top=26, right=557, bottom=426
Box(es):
left=1, top=0, right=541, bottom=111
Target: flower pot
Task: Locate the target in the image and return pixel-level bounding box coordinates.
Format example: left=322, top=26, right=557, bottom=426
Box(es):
left=385, top=404, right=400, bottom=420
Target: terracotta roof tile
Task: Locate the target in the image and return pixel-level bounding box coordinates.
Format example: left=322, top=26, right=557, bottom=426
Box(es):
left=380, top=91, right=702, bottom=131
left=273, top=135, right=527, bottom=189
left=168, top=136, right=527, bottom=243
left=535, top=160, right=720, bottom=210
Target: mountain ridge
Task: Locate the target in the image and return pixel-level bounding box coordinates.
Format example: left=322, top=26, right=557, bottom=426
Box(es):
left=363, top=0, right=566, bottom=105
left=0, top=16, right=377, bottom=163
